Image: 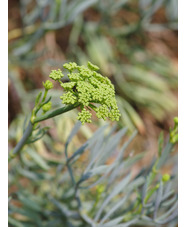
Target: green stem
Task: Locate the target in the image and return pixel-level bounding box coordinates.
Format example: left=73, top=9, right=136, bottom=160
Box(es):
left=10, top=121, right=33, bottom=159
left=144, top=183, right=160, bottom=204
left=33, top=103, right=80, bottom=124
left=41, top=90, right=48, bottom=103
left=34, top=90, right=48, bottom=115
left=10, top=104, right=80, bottom=160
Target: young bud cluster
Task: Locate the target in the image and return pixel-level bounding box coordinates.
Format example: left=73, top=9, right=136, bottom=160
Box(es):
left=42, top=101, right=52, bottom=113
left=42, top=80, right=54, bottom=90
left=49, top=61, right=121, bottom=124
left=49, top=69, right=64, bottom=81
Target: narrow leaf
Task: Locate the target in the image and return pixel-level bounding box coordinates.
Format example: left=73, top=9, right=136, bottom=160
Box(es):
left=26, top=148, right=49, bottom=170
left=100, top=216, right=124, bottom=227
left=94, top=174, right=131, bottom=221
left=66, top=121, right=82, bottom=145
left=100, top=195, right=128, bottom=224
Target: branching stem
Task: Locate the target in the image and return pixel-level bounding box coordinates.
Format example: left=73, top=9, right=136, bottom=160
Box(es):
left=10, top=103, right=80, bottom=160
left=33, top=103, right=80, bottom=124
left=10, top=121, right=33, bottom=158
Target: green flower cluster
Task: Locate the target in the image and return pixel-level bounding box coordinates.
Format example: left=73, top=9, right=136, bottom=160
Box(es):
left=49, top=61, right=121, bottom=124
left=77, top=108, right=92, bottom=124
left=42, top=80, right=54, bottom=90
left=49, top=69, right=64, bottom=81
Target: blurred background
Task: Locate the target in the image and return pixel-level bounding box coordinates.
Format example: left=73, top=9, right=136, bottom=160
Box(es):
left=8, top=0, right=178, bottom=162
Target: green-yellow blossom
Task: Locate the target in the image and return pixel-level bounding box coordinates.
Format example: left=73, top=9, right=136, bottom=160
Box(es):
left=60, top=91, right=77, bottom=105
left=42, top=80, right=54, bottom=90
left=49, top=69, right=64, bottom=81
left=87, top=61, right=100, bottom=71
left=49, top=61, right=121, bottom=124
left=77, top=108, right=92, bottom=124
left=63, top=62, right=78, bottom=72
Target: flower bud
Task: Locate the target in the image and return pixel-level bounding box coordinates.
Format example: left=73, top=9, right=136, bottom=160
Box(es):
left=43, top=80, right=54, bottom=90
left=162, top=174, right=170, bottom=182
left=42, top=101, right=52, bottom=113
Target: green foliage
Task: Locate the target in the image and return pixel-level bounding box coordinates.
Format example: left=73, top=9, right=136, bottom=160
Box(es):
left=9, top=122, right=177, bottom=227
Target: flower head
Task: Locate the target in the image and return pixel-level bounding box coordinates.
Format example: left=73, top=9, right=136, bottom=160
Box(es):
left=49, top=61, right=121, bottom=124
left=49, top=69, right=64, bottom=81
